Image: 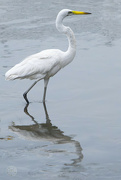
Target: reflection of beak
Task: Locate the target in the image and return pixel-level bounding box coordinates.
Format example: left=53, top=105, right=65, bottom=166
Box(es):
left=0, top=136, right=14, bottom=141
left=72, top=11, right=91, bottom=15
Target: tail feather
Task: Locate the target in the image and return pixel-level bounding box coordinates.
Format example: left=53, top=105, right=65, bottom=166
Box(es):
left=5, top=74, right=18, bottom=80
left=5, top=68, right=19, bottom=80
left=5, top=72, right=18, bottom=80
left=5, top=63, right=23, bottom=80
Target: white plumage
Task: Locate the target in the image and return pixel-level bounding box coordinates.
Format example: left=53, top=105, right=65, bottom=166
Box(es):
left=5, top=9, right=91, bottom=104
left=6, top=50, right=63, bottom=80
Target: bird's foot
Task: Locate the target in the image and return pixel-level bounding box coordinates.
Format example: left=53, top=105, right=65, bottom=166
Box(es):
left=23, top=93, right=29, bottom=104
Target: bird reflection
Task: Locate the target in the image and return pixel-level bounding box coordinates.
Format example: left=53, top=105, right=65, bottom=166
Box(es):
left=9, top=102, right=83, bottom=165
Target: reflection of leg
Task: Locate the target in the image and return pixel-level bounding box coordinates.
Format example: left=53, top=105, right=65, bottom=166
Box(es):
left=24, top=103, right=38, bottom=124
left=43, top=78, right=49, bottom=102
left=64, top=140, right=83, bottom=166
left=71, top=140, right=83, bottom=165
left=74, top=141, right=83, bottom=159
left=23, top=80, right=39, bottom=104
left=43, top=101, right=51, bottom=124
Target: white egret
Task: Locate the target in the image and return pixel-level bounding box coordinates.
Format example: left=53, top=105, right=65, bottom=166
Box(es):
left=5, top=9, right=91, bottom=104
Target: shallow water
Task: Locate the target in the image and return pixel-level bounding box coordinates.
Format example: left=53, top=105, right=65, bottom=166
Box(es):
left=0, top=0, right=121, bottom=179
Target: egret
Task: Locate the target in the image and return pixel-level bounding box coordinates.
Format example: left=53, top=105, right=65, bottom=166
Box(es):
left=5, top=9, right=91, bottom=104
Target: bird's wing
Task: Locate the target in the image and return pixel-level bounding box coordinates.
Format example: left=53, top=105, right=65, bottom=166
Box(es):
left=5, top=50, right=62, bottom=80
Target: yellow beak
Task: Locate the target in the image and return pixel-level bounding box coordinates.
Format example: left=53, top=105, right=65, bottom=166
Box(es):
left=72, top=11, right=91, bottom=15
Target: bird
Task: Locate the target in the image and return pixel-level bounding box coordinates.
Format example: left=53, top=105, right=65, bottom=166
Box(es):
left=5, top=9, right=91, bottom=104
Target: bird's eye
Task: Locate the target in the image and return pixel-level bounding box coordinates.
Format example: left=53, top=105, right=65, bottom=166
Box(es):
left=68, top=11, right=73, bottom=16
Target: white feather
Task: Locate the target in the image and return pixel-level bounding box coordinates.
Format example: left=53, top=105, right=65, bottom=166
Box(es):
left=5, top=9, right=91, bottom=103
left=5, top=49, right=63, bottom=80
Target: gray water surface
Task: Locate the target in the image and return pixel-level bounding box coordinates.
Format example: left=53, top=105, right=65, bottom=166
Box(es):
left=0, top=0, right=121, bottom=179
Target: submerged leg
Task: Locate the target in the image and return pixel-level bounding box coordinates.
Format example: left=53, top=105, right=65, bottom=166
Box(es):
left=43, top=78, right=49, bottom=103
left=23, top=80, right=40, bottom=104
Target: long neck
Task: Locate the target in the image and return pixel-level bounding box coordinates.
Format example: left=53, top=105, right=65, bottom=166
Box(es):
left=56, top=14, right=76, bottom=66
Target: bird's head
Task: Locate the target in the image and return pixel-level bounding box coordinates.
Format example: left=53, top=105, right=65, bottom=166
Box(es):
left=58, top=9, right=91, bottom=18
left=56, top=9, right=91, bottom=33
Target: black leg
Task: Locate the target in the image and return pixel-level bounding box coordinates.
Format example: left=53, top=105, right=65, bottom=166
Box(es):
left=43, top=86, right=47, bottom=103
left=23, top=92, right=29, bottom=104
left=23, top=80, right=39, bottom=104
left=43, top=78, right=49, bottom=102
